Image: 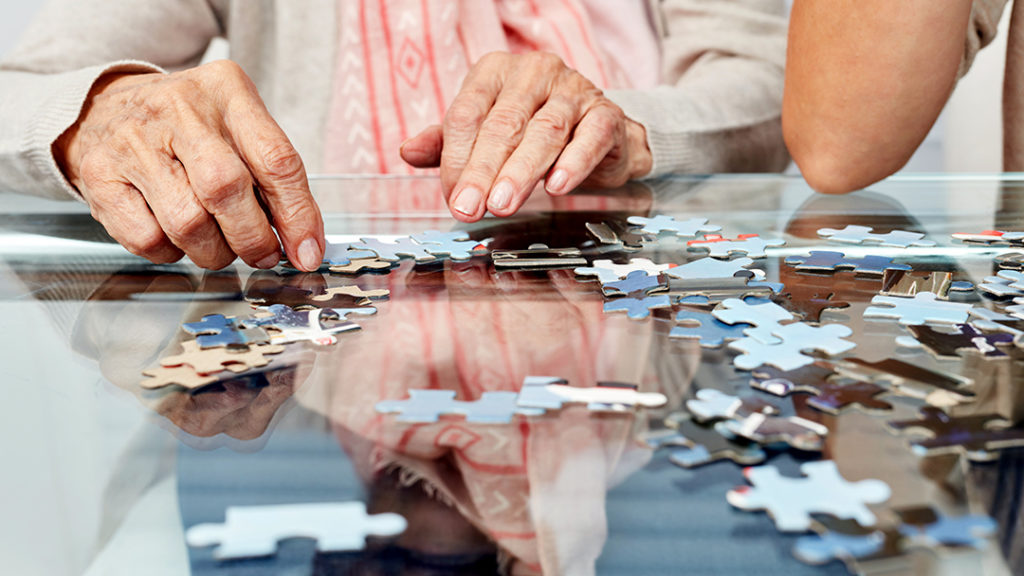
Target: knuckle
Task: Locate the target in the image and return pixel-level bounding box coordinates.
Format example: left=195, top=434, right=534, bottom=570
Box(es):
left=192, top=163, right=250, bottom=209
left=260, top=141, right=305, bottom=182
left=165, top=205, right=210, bottom=242
left=444, top=97, right=487, bottom=133
left=532, top=51, right=564, bottom=71
left=127, top=226, right=169, bottom=257
left=483, top=107, right=530, bottom=140
left=532, top=109, right=571, bottom=139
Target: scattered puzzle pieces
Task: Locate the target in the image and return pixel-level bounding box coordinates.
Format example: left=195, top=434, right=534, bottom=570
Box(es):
left=159, top=340, right=285, bottom=375
left=665, top=257, right=759, bottom=283
left=864, top=292, right=973, bottom=325
left=186, top=502, right=407, bottom=559
left=724, top=412, right=828, bottom=452
left=751, top=363, right=892, bottom=414
left=713, top=297, right=795, bottom=345
left=904, top=323, right=1014, bottom=358
left=650, top=413, right=767, bottom=468
left=818, top=225, right=936, bottom=248
left=684, top=389, right=778, bottom=423
left=352, top=237, right=437, bottom=262
left=576, top=258, right=670, bottom=284
left=411, top=230, right=485, bottom=261
left=603, top=294, right=672, bottom=319
left=786, top=251, right=911, bottom=276
left=729, top=322, right=855, bottom=371
left=727, top=460, right=891, bottom=532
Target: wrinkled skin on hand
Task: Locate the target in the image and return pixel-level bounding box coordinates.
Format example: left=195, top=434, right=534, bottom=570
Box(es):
left=55, top=60, right=325, bottom=271
left=401, top=51, right=652, bottom=222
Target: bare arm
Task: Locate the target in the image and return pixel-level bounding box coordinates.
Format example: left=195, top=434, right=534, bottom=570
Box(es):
left=784, top=1, right=973, bottom=193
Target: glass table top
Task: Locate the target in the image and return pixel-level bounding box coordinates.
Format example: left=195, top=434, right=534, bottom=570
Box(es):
left=1, top=174, right=1023, bottom=576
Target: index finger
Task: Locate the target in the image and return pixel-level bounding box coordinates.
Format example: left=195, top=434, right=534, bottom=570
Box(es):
left=220, top=72, right=324, bottom=271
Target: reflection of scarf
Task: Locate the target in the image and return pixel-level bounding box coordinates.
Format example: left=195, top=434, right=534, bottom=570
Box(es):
left=323, top=0, right=659, bottom=177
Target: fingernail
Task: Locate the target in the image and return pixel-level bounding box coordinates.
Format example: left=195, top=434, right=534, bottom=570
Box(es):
left=488, top=180, right=514, bottom=211
left=255, top=252, right=280, bottom=269
left=297, top=238, right=321, bottom=271
left=547, top=169, right=569, bottom=194
left=453, top=186, right=482, bottom=216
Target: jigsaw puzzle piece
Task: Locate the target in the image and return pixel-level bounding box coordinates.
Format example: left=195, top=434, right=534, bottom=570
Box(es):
left=186, top=502, right=406, bottom=559
left=140, top=364, right=219, bottom=390
left=751, top=363, right=893, bottom=414
left=785, top=251, right=911, bottom=276
left=328, top=257, right=396, bottom=274
left=835, top=358, right=974, bottom=408
left=904, top=323, right=1014, bottom=358
left=602, top=269, right=665, bottom=297
left=517, top=381, right=667, bottom=412
left=182, top=314, right=270, bottom=349
left=724, top=412, right=828, bottom=452
left=888, top=406, right=1024, bottom=461
left=411, top=230, right=485, bottom=261
left=626, top=215, right=720, bottom=237
left=159, top=340, right=285, bottom=374
left=375, top=389, right=545, bottom=423
left=952, top=230, right=1024, bottom=245
left=713, top=297, right=795, bottom=344
left=864, top=292, right=973, bottom=325
left=687, top=234, right=785, bottom=258
left=352, top=237, right=437, bottom=262
left=727, top=460, right=891, bottom=532
left=729, top=322, right=855, bottom=371
left=664, top=257, right=759, bottom=283
left=650, top=414, right=767, bottom=468
left=670, top=309, right=751, bottom=347
left=322, top=241, right=377, bottom=266
left=603, top=294, right=671, bottom=319
left=897, top=508, right=996, bottom=549
left=818, top=225, right=936, bottom=248
left=684, top=389, right=778, bottom=422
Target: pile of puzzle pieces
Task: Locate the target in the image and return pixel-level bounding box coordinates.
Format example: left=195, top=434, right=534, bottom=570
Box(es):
left=170, top=217, right=1024, bottom=569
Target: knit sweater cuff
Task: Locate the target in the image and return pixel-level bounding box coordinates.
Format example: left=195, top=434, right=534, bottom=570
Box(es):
left=23, top=61, right=165, bottom=201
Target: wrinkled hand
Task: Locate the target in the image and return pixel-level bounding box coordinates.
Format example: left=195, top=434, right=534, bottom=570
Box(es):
left=55, top=60, right=325, bottom=271
left=400, top=51, right=652, bottom=222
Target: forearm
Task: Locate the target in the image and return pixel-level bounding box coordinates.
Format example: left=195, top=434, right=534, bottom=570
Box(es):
left=784, top=0, right=973, bottom=193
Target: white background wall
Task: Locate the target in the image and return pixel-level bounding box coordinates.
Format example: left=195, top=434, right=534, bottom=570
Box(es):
left=0, top=1, right=1011, bottom=175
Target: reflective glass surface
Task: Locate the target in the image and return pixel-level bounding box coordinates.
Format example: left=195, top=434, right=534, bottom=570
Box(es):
left=1, top=174, right=1023, bottom=575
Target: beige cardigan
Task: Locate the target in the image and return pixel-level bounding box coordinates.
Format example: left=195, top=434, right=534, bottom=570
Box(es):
left=0, top=0, right=791, bottom=202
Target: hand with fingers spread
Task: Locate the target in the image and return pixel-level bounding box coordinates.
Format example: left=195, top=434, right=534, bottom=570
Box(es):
left=54, top=59, right=325, bottom=271
left=400, top=51, right=652, bottom=222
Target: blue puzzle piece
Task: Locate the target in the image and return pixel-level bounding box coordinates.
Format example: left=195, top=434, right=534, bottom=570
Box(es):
left=793, top=531, right=886, bottom=565
left=323, top=242, right=376, bottom=266
left=670, top=310, right=752, bottom=347
left=786, top=251, right=912, bottom=276
left=603, top=294, right=671, bottom=319
left=411, top=230, right=483, bottom=261
left=182, top=314, right=269, bottom=348
left=603, top=270, right=664, bottom=297
left=900, top=514, right=996, bottom=548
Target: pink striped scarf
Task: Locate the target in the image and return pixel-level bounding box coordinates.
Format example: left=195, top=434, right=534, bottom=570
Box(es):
left=323, top=0, right=659, bottom=178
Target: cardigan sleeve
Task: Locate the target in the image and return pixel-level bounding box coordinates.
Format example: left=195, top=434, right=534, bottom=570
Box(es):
left=604, top=0, right=790, bottom=176
left=0, top=0, right=224, bottom=200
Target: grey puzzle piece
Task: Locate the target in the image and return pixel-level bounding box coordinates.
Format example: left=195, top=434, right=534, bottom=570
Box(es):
left=411, top=230, right=482, bottom=261
left=712, top=297, right=795, bottom=345
left=818, top=225, right=936, bottom=248
left=603, top=294, right=672, bottom=319
left=727, top=460, right=891, bottom=532
left=352, top=237, right=437, bottom=262
left=864, top=292, right=973, bottom=325
left=186, top=502, right=407, bottom=559
left=670, top=309, right=751, bottom=347
left=626, top=215, right=720, bottom=237
left=728, top=322, right=855, bottom=371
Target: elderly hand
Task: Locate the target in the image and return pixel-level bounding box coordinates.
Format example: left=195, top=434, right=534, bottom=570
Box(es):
left=400, top=51, right=652, bottom=222
left=54, top=60, right=325, bottom=271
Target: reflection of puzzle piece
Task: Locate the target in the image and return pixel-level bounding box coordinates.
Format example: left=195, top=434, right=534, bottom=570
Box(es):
left=687, top=234, right=785, bottom=258
left=905, top=323, right=1014, bottom=358
left=776, top=285, right=851, bottom=324
left=160, top=340, right=285, bottom=374
left=312, top=285, right=390, bottom=306
left=411, top=230, right=485, bottom=261
left=864, top=292, right=973, bottom=325
left=881, top=269, right=954, bottom=299
left=603, top=294, right=671, bottom=319
left=670, top=309, right=751, bottom=347
left=898, top=508, right=996, bottom=549
left=751, top=363, right=892, bottom=414
left=268, top=308, right=368, bottom=346
left=786, top=251, right=911, bottom=276
left=517, top=381, right=666, bottom=412
left=727, top=460, right=891, bottom=532
left=375, top=389, right=545, bottom=423
left=818, top=225, right=936, bottom=248
left=684, top=389, right=778, bottom=422
left=836, top=358, right=974, bottom=408
left=182, top=314, right=270, bottom=349
left=328, top=257, right=396, bottom=274
left=602, top=270, right=665, bottom=297
left=888, top=406, right=1024, bottom=461
left=724, top=412, right=828, bottom=452
left=626, top=215, right=720, bottom=237
left=649, top=414, right=767, bottom=468
left=713, top=297, right=795, bottom=344
left=140, top=364, right=219, bottom=390
left=729, top=322, right=855, bottom=371
left=186, top=502, right=407, bottom=560
left=576, top=258, right=670, bottom=284
left=352, top=237, right=437, bottom=262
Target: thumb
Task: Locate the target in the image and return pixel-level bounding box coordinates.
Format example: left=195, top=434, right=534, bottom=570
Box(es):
left=400, top=124, right=444, bottom=168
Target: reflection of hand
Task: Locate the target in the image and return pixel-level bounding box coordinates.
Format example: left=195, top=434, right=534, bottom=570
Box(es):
left=401, top=52, right=652, bottom=222
left=54, top=60, right=325, bottom=271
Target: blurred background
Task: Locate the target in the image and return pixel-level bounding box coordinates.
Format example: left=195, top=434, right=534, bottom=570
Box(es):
left=0, top=1, right=1009, bottom=175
